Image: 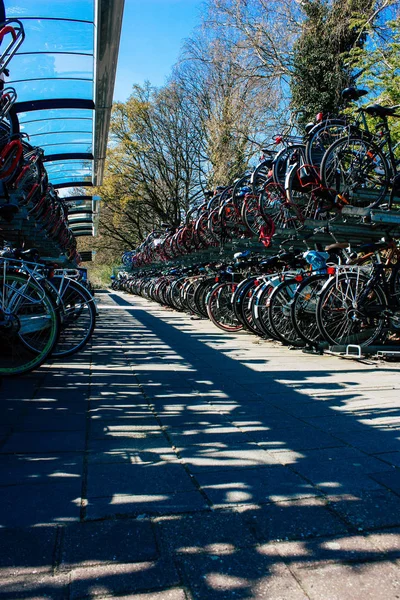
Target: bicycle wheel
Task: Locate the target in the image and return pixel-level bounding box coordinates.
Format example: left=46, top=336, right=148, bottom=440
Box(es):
left=316, top=271, right=387, bottom=346
left=170, top=278, right=185, bottom=311
left=260, top=182, right=304, bottom=229
left=291, top=273, right=328, bottom=345
left=273, top=144, right=306, bottom=185
left=285, top=163, right=331, bottom=220
left=0, top=272, right=59, bottom=376
left=207, top=282, right=243, bottom=332
left=50, top=277, right=96, bottom=358
left=305, top=119, right=347, bottom=167
left=268, top=278, right=305, bottom=346
left=320, top=137, right=390, bottom=208
left=240, top=280, right=265, bottom=336
left=251, top=280, right=278, bottom=339
left=251, top=160, right=273, bottom=195
left=186, top=278, right=204, bottom=317
left=194, top=277, right=215, bottom=318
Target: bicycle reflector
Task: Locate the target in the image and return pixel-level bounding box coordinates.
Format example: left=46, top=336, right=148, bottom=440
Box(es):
left=215, top=276, right=219, bottom=282
left=316, top=112, right=323, bottom=122
left=327, top=266, right=336, bottom=275
left=275, top=136, right=283, bottom=144
left=295, top=274, right=303, bottom=282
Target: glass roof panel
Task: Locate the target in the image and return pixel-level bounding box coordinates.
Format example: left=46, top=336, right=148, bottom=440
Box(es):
left=19, top=109, right=93, bottom=124
left=21, top=119, right=93, bottom=137
left=8, top=79, right=93, bottom=102
left=45, top=159, right=93, bottom=169
left=11, top=54, right=93, bottom=82
left=32, top=131, right=92, bottom=146
left=5, top=0, right=94, bottom=21
left=46, top=164, right=92, bottom=177
left=53, top=175, right=92, bottom=184
left=58, top=187, right=89, bottom=198
left=9, top=19, right=94, bottom=54
left=39, top=143, right=93, bottom=155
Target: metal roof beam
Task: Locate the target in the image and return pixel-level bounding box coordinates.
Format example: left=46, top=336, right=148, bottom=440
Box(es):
left=53, top=181, right=93, bottom=189
left=93, top=0, right=125, bottom=185
left=43, top=153, right=94, bottom=162
left=14, top=99, right=95, bottom=113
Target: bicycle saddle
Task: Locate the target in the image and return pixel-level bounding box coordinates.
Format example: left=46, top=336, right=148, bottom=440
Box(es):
left=305, top=122, right=314, bottom=134
left=341, top=87, right=368, bottom=101
left=234, top=250, right=251, bottom=260
left=364, top=104, right=400, bottom=118
left=325, top=242, right=348, bottom=252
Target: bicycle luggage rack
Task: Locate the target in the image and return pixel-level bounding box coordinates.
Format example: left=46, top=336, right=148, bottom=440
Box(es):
left=341, top=206, right=370, bottom=218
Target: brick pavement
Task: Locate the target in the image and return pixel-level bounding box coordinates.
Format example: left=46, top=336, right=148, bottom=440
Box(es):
left=1, top=289, right=400, bottom=599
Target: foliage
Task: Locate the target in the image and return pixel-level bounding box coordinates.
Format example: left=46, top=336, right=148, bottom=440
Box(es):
left=290, top=0, right=377, bottom=127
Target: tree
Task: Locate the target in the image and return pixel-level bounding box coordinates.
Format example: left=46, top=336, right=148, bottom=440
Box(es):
left=92, top=81, right=205, bottom=256
left=291, top=0, right=382, bottom=126
left=175, top=22, right=276, bottom=186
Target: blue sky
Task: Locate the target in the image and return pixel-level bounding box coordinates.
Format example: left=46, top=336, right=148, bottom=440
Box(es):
left=113, top=0, right=205, bottom=102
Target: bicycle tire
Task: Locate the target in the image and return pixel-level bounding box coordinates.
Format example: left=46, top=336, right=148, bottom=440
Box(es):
left=207, top=282, right=243, bottom=332
left=316, top=271, right=387, bottom=347
left=50, top=277, right=96, bottom=358
left=0, top=272, right=59, bottom=376
left=268, top=278, right=305, bottom=346
left=291, top=273, right=328, bottom=345
left=320, top=137, right=390, bottom=208
left=305, top=119, right=347, bottom=167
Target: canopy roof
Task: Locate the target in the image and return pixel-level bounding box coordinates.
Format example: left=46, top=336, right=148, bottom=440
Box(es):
left=4, top=0, right=124, bottom=232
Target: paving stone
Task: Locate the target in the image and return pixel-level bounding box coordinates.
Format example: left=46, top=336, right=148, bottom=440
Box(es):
left=299, top=414, right=370, bottom=433
left=0, top=453, right=83, bottom=487
left=87, top=462, right=196, bottom=498
left=365, top=527, right=400, bottom=561
left=328, top=490, right=400, bottom=530
left=230, top=413, right=304, bottom=431
left=332, top=430, right=400, bottom=454
left=87, top=431, right=169, bottom=452
left=179, top=549, right=308, bottom=600
left=267, top=532, right=384, bottom=568
left=179, top=444, right=281, bottom=473
left=0, top=526, right=58, bottom=577
left=248, top=425, right=344, bottom=451
left=69, top=558, right=180, bottom=599
left=167, top=427, right=250, bottom=449
left=98, top=591, right=187, bottom=600
left=0, top=482, right=81, bottom=528
left=156, top=509, right=257, bottom=554
left=369, top=469, right=400, bottom=496
left=247, top=497, right=348, bottom=543
left=89, top=419, right=161, bottom=439
left=16, top=414, right=86, bottom=432
left=86, top=490, right=208, bottom=520
left=0, top=430, right=86, bottom=454
left=195, top=465, right=320, bottom=507
left=61, top=520, right=158, bottom=570
left=289, top=457, right=391, bottom=493
left=0, top=572, right=69, bottom=599
left=294, top=560, right=400, bottom=600
left=272, top=446, right=381, bottom=466
left=374, top=452, right=400, bottom=468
